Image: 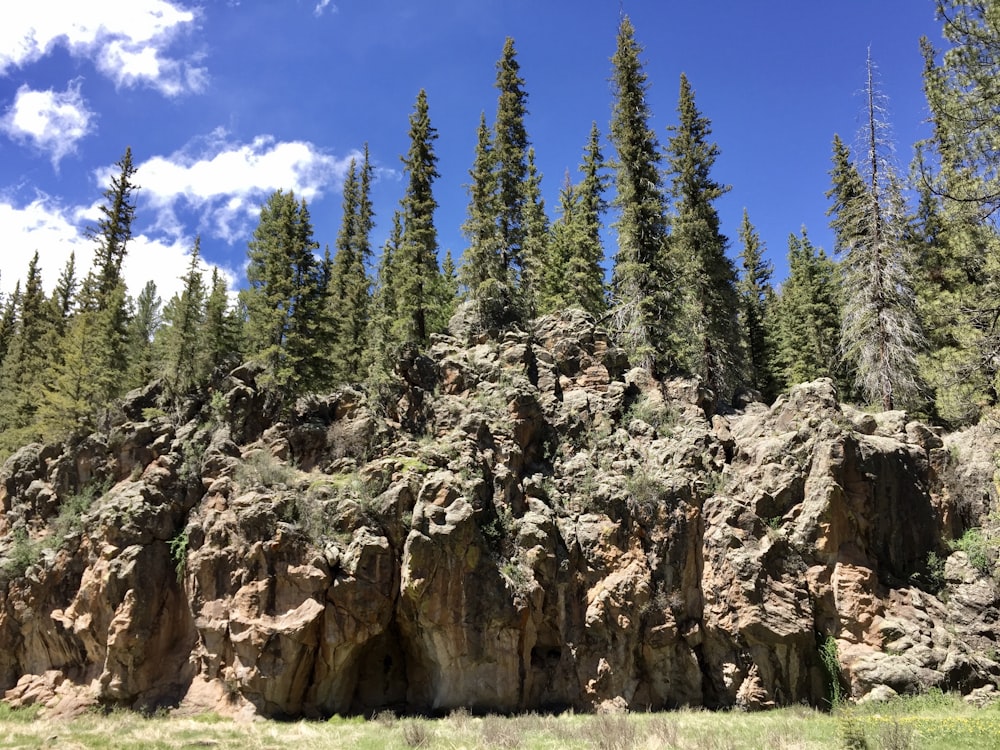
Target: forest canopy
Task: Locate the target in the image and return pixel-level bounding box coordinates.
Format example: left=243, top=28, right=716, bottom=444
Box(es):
left=1, top=2, right=999, bottom=458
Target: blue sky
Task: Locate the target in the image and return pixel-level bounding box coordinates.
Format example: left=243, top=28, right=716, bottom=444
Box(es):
left=1, top=1, right=942, bottom=304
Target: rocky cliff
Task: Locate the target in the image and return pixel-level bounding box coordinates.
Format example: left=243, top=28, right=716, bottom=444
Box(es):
left=1, top=309, right=999, bottom=718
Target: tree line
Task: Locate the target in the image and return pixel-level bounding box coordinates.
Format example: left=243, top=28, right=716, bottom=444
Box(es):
left=1, top=3, right=998, bottom=458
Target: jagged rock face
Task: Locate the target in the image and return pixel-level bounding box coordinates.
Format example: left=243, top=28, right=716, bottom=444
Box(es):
left=1, top=310, right=999, bottom=718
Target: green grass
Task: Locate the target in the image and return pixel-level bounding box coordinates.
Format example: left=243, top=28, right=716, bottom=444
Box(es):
left=840, top=690, right=1000, bottom=750
left=0, top=694, right=998, bottom=749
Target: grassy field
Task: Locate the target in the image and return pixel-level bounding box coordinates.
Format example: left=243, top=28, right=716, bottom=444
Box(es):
left=1, top=692, right=998, bottom=749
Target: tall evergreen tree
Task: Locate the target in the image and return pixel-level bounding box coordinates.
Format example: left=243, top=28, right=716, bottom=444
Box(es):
left=366, top=211, right=403, bottom=380
left=0, top=282, right=20, bottom=368
left=916, top=2, right=1000, bottom=422
left=126, top=281, right=161, bottom=389
left=666, top=73, right=741, bottom=398
left=50, top=252, right=78, bottom=335
left=737, top=209, right=777, bottom=400
left=458, top=38, right=537, bottom=332
left=0, top=253, right=51, bottom=453
left=44, top=148, right=140, bottom=431
left=328, top=147, right=375, bottom=383
left=240, top=189, right=324, bottom=396
left=201, top=267, right=241, bottom=380
left=39, top=301, right=118, bottom=439
left=911, top=161, right=999, bottom=423
left=80, top=147, right=138, bottom=310
left=394, top=90, right=445, bottom=346
left=608, top=15, right=675, bottom=372
left=520, top=146, right=549, bottom=312
left=772, top=229, right=843, bottom=390
left=573, top=121, right=609, bottom=314
left=161, top=239, right=207, bottom=395
left=493, top=37, right=532, bottom=287
left=540, top=131, right=608, bottom=318
left=460, top=112, right=512, bottom=329
left=86, top=148, right=139, bottom=394
left=828, top=54, right=925, bottom=411
left=540, top=171, right=585, bottom=315
left=921, top=1, right=1000, bottom=214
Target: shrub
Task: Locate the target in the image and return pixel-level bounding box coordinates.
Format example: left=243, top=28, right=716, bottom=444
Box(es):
left=625, top=468, right=666, bottom=514
left=1, top=527, right=42, bottom=578
left=878, top=717, right=914, bottom=750
left=141, top=407, right=168, bottom=421
left=952, top=527, right=997, bottom=577
left=235, top=451, right=295, bottom=489
left=839, top=712, right=869, bottom=750
left=913, top=550, right=946, bottom=592
left=446, top=706, right=471, bottom=729
left=52, top=481, right=105, bottom=544
left=401, top=720, right=431, bottom=747
left=169, top=528, right=188, bottom=583
left=291, top=482, right=332, bottom=542
left=624, top=394, right=675, bottom=435
left=819, top=635, right=843, bottom=708
left=482, top=504, right=514, bottom=552
left=178, top=439, right=206, bottom=483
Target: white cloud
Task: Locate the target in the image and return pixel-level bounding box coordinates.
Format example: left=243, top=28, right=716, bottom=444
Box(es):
left=0, top=1, right=205, bottom=96
left=135, top=131, right=360, bottom=242
left=1, top=81, right=94, bottom=166
left=314, top=0, right=339, bottom=17
left=0, top=195, right=237, bottom=305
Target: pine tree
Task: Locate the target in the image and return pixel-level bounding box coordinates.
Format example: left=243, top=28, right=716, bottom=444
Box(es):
left=127, top=281, right=162, bottom=389
left=50, top=252, right=78, bottom=335
left=161, top=239, right=207, bottom=395
left=0, top=253, right=51, bottom=453
left=828, top=135, right=869, bottom=255
left=43, top=148, right=140, bottom=433
left=366, top=211, right=403, bottom=380
left=457, top=37, right=537, bottom=332
left=828, top=54, right=925, bottom=411
left=666, top=73, right=742, bottom=398
left=39, top=309, right=113, bottom=440
left=0, top=282, right=20, bottom=368
left=240, top=189, right=324, bottom=397
left=328, top=147, right=374, bottom=383
left=540, top=171, right=585, bottom=315
left=460, top=112, right=511, bottom=329
left=772, top=229, right=842, bottom=390
left=201, top=267, right=241, bottom=380
left=393, top=89, right=444, bottom=347
left=79, top=147, right=139, bottom=394
left=921, top=1, right=1000, bottom=214
left=287, top=198, right=329, bottom=393
left=910, top=172, right=1000, bottom=423
left=915, top=2, right=1000, bottom=422
left=540, top=132, right=607, bottom=317
left=737, top=209, right=777, bottom=400
left=80, top=147, right=138, bottom=310
left=439, top=249, right=459, bottom=313
left=493, top=37, right=532, bottom=289
left=608, top=15, right=675, bottom=373
left=520, top=146, right=549, bottom=312
left=573, top=121, right=609, bottom=315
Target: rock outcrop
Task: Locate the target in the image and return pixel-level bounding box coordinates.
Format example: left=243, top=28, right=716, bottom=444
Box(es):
left=1, top=308, right=998, bottom=717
